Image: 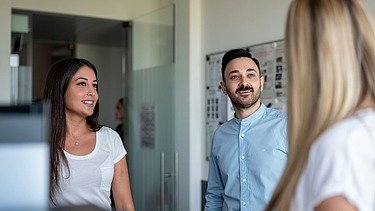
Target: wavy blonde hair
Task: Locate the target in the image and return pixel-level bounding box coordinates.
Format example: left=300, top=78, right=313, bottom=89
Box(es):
left=266, top=0, right=375, bottom=210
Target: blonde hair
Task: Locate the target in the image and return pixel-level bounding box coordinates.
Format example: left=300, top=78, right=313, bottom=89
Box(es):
left=267, top=0, right=375, bottom=210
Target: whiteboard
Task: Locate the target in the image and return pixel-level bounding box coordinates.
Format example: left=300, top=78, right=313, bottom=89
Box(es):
left=205, top=40, right=287, bottom=159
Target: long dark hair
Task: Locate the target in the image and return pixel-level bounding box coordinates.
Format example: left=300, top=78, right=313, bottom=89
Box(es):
left=43, top=58, right=102, bottom=203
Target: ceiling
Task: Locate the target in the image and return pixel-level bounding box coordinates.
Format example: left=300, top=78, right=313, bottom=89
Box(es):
left=14, top=10, right=126, bottom=47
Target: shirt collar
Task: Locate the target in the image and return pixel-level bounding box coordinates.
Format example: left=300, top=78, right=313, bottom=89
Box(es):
left=234, top=102, right=266, bottom=125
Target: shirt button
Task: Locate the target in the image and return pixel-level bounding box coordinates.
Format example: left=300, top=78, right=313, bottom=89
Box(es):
left=241, top=134, right=244, bottom=138
left=242, top=178, right=247, bottom=182
left=241, top=155, right=245, bottom=160
left=242, top=202, right=246, bottom=206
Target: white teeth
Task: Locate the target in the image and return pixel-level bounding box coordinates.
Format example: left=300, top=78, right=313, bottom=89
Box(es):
left=82, top=100, right=93, bottom=105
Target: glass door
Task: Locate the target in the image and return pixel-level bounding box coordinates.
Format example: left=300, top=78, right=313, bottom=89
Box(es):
left=125, top=5, right=177, bottom=211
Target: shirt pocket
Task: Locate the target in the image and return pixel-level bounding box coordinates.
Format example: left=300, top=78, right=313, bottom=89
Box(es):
left=272, top=148, right=288, bottom=160
left=260, top=147, right=288, bottom=175
left=100, top=166, right=114, bottom=191
left=261, top=147, right=288, bottom=164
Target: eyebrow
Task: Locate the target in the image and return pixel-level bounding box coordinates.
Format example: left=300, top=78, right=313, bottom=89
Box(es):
left=228, top=70, right=240, bottom=75
left=228, top=68, right=257, bottom=75
left=75, top=77, right=98, bottom=82
left=246, top=68, right=258, bottom=72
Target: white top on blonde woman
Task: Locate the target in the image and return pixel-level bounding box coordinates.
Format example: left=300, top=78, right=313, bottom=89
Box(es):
left=292, top=108, right=375, bottom=211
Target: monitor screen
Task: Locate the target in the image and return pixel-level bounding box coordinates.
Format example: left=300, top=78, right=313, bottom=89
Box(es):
left=0, top=102, right=50, bottom=209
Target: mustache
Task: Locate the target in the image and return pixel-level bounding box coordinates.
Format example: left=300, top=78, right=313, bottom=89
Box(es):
left=236, top=85, right=253, bottom=93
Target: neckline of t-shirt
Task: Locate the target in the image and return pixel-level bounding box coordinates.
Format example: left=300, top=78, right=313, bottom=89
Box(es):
left=64, top=130, right=99, bottom=160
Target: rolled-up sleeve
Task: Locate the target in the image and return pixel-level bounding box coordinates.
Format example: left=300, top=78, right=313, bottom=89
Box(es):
left=205, top=149, right=224, bottom=211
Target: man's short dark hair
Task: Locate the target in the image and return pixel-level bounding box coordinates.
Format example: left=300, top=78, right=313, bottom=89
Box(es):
left=221, top=48, right=261, bottom=81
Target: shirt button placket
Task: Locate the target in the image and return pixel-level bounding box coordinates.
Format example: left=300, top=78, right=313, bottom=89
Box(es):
left=240, top=130, right=248, bottom=210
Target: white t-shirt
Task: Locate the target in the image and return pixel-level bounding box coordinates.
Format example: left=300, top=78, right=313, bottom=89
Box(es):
left=54, top=126, right=126, bottom=210
left=292, top=108, right=375, bottom=211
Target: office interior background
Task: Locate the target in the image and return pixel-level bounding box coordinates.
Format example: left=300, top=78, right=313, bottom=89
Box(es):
left=1, top=0, right=375, bottom=210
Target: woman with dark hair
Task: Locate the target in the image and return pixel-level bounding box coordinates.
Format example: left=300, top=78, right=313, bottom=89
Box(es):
left=43, top=58, right=134, bottom=211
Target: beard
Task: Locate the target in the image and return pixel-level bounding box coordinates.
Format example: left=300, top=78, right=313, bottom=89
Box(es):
left=227, top=84, right=261, bottom=110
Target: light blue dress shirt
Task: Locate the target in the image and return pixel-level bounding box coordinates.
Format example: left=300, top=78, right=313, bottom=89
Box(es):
left=205, top=103, right=287, bottom=211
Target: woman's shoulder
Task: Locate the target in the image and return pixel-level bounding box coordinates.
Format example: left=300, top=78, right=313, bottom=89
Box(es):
left=97, top=126, right=118, bottom=136
left=96, top=126, right=126, bottom=165
left=309, top=108, right=375, bottom=169
left=315, top=108, right=375, bottom=151
left=97, top=126, right=122, bottom=147
left=305, top=109, right=375, bottom=211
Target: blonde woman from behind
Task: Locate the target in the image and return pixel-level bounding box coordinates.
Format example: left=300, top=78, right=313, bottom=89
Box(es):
left=266, top=0, right=375, bottom=210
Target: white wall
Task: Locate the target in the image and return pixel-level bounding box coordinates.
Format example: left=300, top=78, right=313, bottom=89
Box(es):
left=188, top=0, right=204, bottom=209
left=203, top=0, right=293, bottom=54
left=0, top=0, right=11, bottom=104
left=174, top=0, right=204, bottom=210
left=174, top=0, right=192, bottom=209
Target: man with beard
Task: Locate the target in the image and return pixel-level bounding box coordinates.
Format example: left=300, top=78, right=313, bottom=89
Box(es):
left=205, top=49, right=287, bottom=211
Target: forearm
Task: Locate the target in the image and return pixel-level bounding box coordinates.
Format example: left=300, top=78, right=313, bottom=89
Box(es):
left=113, top=158, right=135, bottom=211
left=115, top=202, right=135, bottom=211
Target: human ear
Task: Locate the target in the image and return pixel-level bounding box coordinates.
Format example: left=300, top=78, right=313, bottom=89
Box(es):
left=220, top=81, right=228, bottom=95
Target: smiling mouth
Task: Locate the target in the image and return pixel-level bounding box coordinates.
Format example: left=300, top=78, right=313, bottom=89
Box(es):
left=82, top=100, right=94, bottom=105
left=237, top=90, right=250, bottom=94
left=236, top=88, right=253, bottom=94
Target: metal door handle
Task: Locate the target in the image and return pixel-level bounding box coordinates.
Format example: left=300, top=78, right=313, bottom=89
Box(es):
left=174, top=151, right=179, bottom=211
left=160, top=152, right=165, bottom=211
left=160, top=151, right=179, bottom=211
